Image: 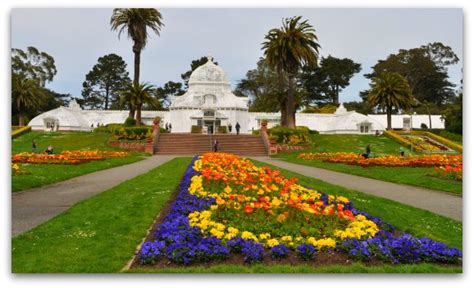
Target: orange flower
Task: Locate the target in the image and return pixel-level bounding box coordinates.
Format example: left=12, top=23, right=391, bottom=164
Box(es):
left=244, top=205, right=253, bottom=214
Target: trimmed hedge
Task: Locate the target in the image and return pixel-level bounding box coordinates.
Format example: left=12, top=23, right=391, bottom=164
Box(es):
left=12, top=126, right=31, bottom=139
left=113, top=126, right=152, bottom=141
left=191, top=125, right=202, bottom=133
left=124, top=117, right=136, bottom=127
left=268, top=126, right=311, bottom=146
left=217, top=126, right=227, bottom=134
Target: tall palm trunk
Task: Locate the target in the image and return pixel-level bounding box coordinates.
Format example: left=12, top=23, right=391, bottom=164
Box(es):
left=280, top=98, right=288, bottom=127
left=386, top=105, right=392, bottom=130
left=136, top=103, right=142, bottom=125
left=18, top=113, right=26, bottom=126
left=286, top=74, right=296, bottom=128
left=133, top=42, right=141, bottom=125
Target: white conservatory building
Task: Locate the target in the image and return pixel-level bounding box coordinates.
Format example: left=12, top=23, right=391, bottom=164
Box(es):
left=28, top=56, right=444, bottom=134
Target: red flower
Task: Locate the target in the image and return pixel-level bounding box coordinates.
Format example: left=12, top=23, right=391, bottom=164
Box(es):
left=244, top=205, right=253, bottom=214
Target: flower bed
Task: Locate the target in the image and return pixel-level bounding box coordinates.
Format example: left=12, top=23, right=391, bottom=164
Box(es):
left=298, top=152, right=462, bottom=168
left=137, top=153, right=461, bottom=266
left=12, top=150, right=128, bottom=165
left=432, top=163, right=463, bottom=181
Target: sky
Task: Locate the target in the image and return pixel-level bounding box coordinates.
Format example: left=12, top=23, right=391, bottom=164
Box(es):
left=11, top=8, right=463, bottom=103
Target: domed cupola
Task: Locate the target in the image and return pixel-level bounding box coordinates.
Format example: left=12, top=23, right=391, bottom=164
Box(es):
left=188, top=56, right=230, bottom=87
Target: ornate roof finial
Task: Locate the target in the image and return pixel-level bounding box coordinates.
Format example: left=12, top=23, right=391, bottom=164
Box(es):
left=207, top=50, right=213, bottom=62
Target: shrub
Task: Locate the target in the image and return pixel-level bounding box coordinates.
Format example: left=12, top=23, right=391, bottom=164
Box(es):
left=217, top=126, right=227, bottom=134
left=420, top=123, right=428, bottom=129
left=268, top=126, right=311, bottom=145
left=191, top=125, right=202, bottom=133
left=113, top=126, right=152, bottom=141
left=123, top=117, right=136, bottom=127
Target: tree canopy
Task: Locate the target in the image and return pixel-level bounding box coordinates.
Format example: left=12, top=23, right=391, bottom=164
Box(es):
left=11, top=46, right=57, bottom=86
left=262, top=16, right=320, bottom=127
left=81, top=54, right=131, bottom=110
left=301, top=55, right=361, bottom=106
left=367, top=72, right=415, bottom=129
left=362, top=42, right=458, bottom=105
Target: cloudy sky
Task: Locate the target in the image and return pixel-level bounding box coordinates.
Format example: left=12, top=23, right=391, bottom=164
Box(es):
left=11, top=8, right=463, bottom=103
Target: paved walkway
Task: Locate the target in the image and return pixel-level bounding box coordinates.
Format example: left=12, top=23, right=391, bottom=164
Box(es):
left=12, top=155, right=177, bottom=236
left=251, top=157, right=462, bottom=222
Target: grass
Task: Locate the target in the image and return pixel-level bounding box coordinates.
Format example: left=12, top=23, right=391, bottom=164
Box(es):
left=131, top=263, right=461, bottom=273
left=11, top=131, right=148, bottom=192
left=12, top=157, right=192, bottom=273
left=12, top=156, right=462, bottom=273
left=275, top=134, right=462, bottom=194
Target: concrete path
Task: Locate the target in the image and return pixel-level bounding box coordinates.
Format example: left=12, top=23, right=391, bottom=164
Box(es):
left=12, top=155, right=177, bottom=236
left=251, top=157, right=462, bottom=222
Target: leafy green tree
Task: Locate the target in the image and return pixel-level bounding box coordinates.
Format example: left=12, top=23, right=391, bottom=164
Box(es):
left=367, top=72, right=415, bottom=130
left=363, top=42, right=458, bottom=105
left=81, top=54, right=131, bottom=110
left=301, top=55, right=361, bottom=105
left=235, top=58, right=284, bottom=112
left=12, top=75, right=45, bottom=126
left=262, top=16, right=320, bottom=128
left=154, top=81, right=184, bottom=109
left=343, top=101, right=373, bottom=115
left=443, top=92, right=462, bottom=134
left=120, top=82, right=156, bottom=125
left=11, top=47, right=57, bottom=87
left=110, top=8, right=164, bottom=117
left=181, top=56, right=218, bottom=88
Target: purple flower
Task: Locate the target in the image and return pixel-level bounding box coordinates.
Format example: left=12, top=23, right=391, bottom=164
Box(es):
left=270, top=244, right=290, bottom=260
left=297, top=244, right=316, bottom=261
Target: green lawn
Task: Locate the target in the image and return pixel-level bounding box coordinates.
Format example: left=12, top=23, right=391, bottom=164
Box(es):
left=12, top=157, right=192, bottom=273
left=12, top=157, right=461, bottom=273
left=275, top=134, right=462, bottom=194
left=11, top=131, right=148, bottom=192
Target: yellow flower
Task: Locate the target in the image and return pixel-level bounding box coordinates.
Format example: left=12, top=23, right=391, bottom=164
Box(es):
left=266, top=239, right=280, bottom=247
left=224, top=186, right=232, bottom=194
left=242, top=231, right=258, bottom=241
left=271, top=197, right=281, bottom=208
left=210, top=228, right=224, bottom=239
left=259, top=233, right=271, bottom=240
left=281, top=235, right=292, bottom=242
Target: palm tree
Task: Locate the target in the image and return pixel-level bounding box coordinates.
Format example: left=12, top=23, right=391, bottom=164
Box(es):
left=110, top=8, right=164, bottom=118
left=120, top=82, right=156, bottom=125
left=262, top=16, right=320, bottom=128
left=367, top=72, right=415, bottom=130
left=12, top=74, right=44, bottom=126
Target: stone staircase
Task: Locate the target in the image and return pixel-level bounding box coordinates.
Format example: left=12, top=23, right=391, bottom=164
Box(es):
left=154, top=133, right=268, bottom=156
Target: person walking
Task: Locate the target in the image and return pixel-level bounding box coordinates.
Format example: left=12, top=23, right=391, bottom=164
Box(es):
left=213, top=139, right=219, bottom=152
left=235, top=122, right=241, bottom=135
left=169, top=123, right=172, bottom=132
left=32, top=140, right=37, bottom=153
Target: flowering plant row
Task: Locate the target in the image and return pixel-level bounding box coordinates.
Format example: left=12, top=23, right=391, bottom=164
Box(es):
left=433, top=163, right=462, bottom=181
left=138, top=153, right=461, bottom=266
left=298, top=152, right=462, bottom=168
left=12, top=150, right=128, bottom=165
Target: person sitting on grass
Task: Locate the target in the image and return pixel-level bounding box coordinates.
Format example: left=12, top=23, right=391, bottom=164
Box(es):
left=361, top=144, right=371, bottom=159
left=45, top=145, right=54, bottom=155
